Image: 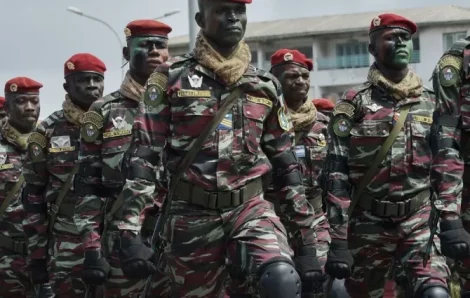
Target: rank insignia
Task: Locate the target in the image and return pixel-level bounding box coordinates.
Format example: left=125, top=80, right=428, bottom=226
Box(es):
left=284, top=52, right=293, bottom=61
left=49, top=136, right=74, bottom=153
left=332, top=116, right=353, bottom=137
left=333, top=102, right=355, bottom=118
left=124, top=27, right=131, bottom=37
left=366, top=103, right=382, bottom=113
left=278, top=106, right=291, bottom=131
left=372, top=16, right=381, bottom=26
left=66, top=61, right=75, bottom=70
left=439, top=66, right=459, bottom=87
left=188, top=74, right=203, bottom=88
left=217, top=113, right=233, bottom=130
left=27, top=132, right=47, bottom=162
left=10, top=83, right=17, bottom=93
left=80, top=111, right=103, bottom=143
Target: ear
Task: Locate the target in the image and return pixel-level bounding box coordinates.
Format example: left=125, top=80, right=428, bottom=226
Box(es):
left=123, top=46, right=130, bottom=62
left=195, top=12, right=204, bottom=28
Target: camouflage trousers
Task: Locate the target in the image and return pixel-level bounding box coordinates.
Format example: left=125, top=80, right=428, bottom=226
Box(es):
left=346, top=202, right=449, bottom=298
left=453, top=183, right=470, bottom=293
left=0, top=248, right=33, bottom=297
left=162, top=195, right=293, bottom=298
left=313, top=207, right=330, bottom=271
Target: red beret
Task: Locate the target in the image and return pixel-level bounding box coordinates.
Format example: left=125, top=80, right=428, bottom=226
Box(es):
left=313, top=98, right=335, bottom=111
left=231, top=0, right=252, bottom=3
left=270, top=49, right=313, bottom=71
left=64, top=53, right=106, bottom=77
left=5, top=77, right=43, bottom=95
left=0, top=97, right=4, bottom=109
left=369, top=13, right=417, bottom=35
left=125, top=20, right=172, bottom=40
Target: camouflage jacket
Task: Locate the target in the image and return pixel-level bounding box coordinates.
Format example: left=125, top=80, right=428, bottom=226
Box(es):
left=74, top=91, right=140, bottom=251
left=118, top=54, right=316, bottom=249
left=22, top=109, right=81, bottom=259
left=432, top=37, right=469, bottom=192
left=324, top=82, right=442, bottom=240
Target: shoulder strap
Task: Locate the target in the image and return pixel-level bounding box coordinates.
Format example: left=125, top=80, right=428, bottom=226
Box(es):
left=347, top=104, right=412, bottom=217
left=106, top=87, right=244, bottom=221
left=0, top=174, right=25, bottom=218
left=48, top=165, right=79, bottom=234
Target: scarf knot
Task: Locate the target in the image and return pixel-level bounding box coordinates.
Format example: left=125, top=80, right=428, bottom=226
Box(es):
left=288, top=100, right=317, bottom=131
left=2, top=121, right=31, bottom=151
left=63, top=95, right=86, bottom=126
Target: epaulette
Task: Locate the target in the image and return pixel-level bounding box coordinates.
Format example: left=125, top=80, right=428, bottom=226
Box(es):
left=41, top=110, right=64, bottom=129
left=341, top=82, right=371, bottom=102
left=255, top=68, right=281, bottom=90
left=168, top=54, right=194, bottom=70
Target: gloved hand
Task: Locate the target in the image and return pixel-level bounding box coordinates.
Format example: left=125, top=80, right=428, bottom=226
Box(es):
left=293, top=246, right=324, bottom=296
left=119, top=231, right=157, bottom=279
left=30, top=259, right=49, bottom=284
left=439, top=219, right=470, bottom=260
left=82, top=250, right=110, bottom=285
left=325, top=239, right=353, bottom=279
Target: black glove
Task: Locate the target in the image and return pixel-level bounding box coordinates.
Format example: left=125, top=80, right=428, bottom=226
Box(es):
left=30, top=259, right=49, bottom=284
left=325, top=239, right=353, bottom=279
left=82, top=250, right=110, bottom=285
left=119, top=231, right=157, bottom=279
left=439, top=219, right=470, bottom=260
left=293, top=246, right=323, bottom=296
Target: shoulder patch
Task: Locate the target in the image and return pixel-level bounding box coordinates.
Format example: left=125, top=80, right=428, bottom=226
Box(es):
left=333, top=102, right=355, bottom=118
left=438, top=54, right=463, bottom=87
left=332, top=116, right=353, bottom=137
left=278, top=106, right=291, bottom=131
left=80, top=111, right=103, bottom=142
left=27, top=132, right=47, bottom=162
left=342, top=82, right=371, bottom=101
left=144, top=72, right=167, bottom=107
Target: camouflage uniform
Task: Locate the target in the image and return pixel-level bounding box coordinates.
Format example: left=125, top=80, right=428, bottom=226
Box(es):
left=74, top=72, right=169, bottom=297
left=324, top=67, right=452, bottom=297
left=0, top=122, right=33, bottom=297
left=22, top=99, right=87, bottom=297
left=432, top=36, right=470, bottom=294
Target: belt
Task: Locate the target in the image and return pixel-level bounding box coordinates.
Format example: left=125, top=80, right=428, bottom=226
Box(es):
left=358, top=189, right=430, bottom=217
left=172, top=177, right=264, bottom=209
left=0, top=234, right=27, bottom=255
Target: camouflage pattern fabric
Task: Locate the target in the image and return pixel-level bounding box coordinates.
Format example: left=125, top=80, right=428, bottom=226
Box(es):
left=0, top=123, right=33, bottom=297
left=325, top=73, right=451, bottom=296
left=118, top=54, right=314, bottom=296
left=22, top=106, right=86, bottom=297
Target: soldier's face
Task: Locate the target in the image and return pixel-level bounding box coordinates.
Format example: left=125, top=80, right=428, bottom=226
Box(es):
left=65, top=72, right=104, bottom=109
left=5, top=94, right=40, bottom=133
left=277, top=64, right=310, bottom=108
left=128, top=36, right=169, bottom=78
left=199, top=1, right=247, bottom=48
left=373, top=28, right=413, bottom=70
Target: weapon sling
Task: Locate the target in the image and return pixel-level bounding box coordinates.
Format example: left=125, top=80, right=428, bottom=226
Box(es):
left=0, top=175, right=24, bottom=217
left=140, top=86, right=244, bottom=297
left=347, top=104, right=412, bottom=217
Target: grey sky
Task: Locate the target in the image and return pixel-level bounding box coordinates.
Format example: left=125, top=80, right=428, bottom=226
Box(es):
left=1, top=0, right=469, bottom=118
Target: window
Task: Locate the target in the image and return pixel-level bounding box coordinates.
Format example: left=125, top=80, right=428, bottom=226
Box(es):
left=250, top=51, right=258, bottom=64
left=410, top=37, right=420, bottom=63
left=443, top=32, right=467, bottom=52
left=335, top=41, right=369, bottom=69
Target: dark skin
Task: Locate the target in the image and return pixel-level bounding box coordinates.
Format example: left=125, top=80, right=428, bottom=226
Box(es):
left=4, top=94, right=40, bottom=134
left=123, top=36, right=169, bottom=86
left=369, top=27, right=414, bottom=83
left=196, top=0, right=247, bottom=58
left=272, top=64, right=310, bottom=111
left=63, top=72, right=104, bottom=111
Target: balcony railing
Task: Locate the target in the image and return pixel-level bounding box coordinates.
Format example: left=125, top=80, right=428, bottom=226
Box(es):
left=317, top=54, right=370, bottom=70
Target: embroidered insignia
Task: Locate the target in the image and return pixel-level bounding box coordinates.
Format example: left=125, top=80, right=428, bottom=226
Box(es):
left=284, top=53, right=293, bottom=61
left=332, top=102, right=355, bottom=118
left=144, top=72, right=167, bottom=107
left=439, top=66, right=459, bottom=87
left=246, top=95, right=273, bottom=108
left=188, top=74, right=203, bottom=88
left=332, top=117, right=353, bottom=137
left=49, top=136, right=75, bottom=153
left=103, top=116, right=132, bottom=139
left=124, top=27, right=131, bottom=37
left=66, top=61, right=75, bottom=70
left=278, top=106, right=291, bottom=131
left=27, top=132, right=47, bottom=162
left=177, top=90, right=211, bottom=98
left=366, top=103, right=383, bottom=113
left=412, top=115, right=433, bottom=124
left=372, top=17, right=381, bottom=26
left=10, top=83, right=18, bottom=93
left=80, top=111, right=104, bottom=143
left=217, top=113, right=233, bottom=130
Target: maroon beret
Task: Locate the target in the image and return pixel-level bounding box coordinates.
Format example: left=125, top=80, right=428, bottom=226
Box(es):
left=313, top=98, right=335, bottom=111
left=125, top=20, right=173, bottom=40
left=0, top=96, right=4, bottom=109
left=369, top=13, right=418, bottom=35
left=270, top=49, right=313, bottom=71
left=5, top=77, right=43, bottom=94
left=64, top=53, right=106, bottom=77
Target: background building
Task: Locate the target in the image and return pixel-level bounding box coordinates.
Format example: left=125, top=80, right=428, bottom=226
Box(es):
left=168, top=5, right=470, bottom=100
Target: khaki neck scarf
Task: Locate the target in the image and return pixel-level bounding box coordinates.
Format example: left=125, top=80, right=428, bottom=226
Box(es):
left=289, top=99, right=317, bottom=131
left=367, top=63, right=423, bottom=100
left=193, top=32, right=251, bottom=86
left=2, top=121, right=30, bottom=151
left=63, top=95, right=86, bottom=126
left=120, top=71, right=145, bottom=102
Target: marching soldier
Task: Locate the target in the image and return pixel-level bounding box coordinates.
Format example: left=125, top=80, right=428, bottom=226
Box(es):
left=322, top=14, right=452, bottom=297
left=22, top=53, right=106, bottom=297
left=0, top=77, right=42, bottom=297
left=116, top=0, right=322, bottom=297
left=73, top=19, right=172, bottom=297
left=313, top=98, right=334, bottom=118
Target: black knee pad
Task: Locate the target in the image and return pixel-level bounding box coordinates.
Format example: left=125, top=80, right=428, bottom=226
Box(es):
left=258, top=257, right=301, bottom=298
left=417, top=286, right=449, bottom=298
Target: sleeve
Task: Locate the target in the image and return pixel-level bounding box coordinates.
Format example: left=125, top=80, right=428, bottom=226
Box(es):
left=431, top=54, right=465, bottom=216
left=118, top=67, right=171, bottom=232
left=323, top=92, right=358, bottom=241
left=73, top=102, right=107, bottom=251
left=22, top=126, right=49, bottom=259
left=260, top=80, right=316, bottom=252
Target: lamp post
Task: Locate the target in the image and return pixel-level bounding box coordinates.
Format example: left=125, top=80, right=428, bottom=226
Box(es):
left=188, top=0, right=198, bottom=51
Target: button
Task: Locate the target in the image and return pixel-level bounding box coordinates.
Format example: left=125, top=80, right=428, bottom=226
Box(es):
left=209, top=108, right=214, bottom=113
left=435, top=200, right=442, bottom=206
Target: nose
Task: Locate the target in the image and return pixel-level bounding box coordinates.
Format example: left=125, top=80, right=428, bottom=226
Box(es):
left=25, top=101, right=35, bottom=111
left=227, top=11, right=238, bottom=22
left=149, top=44, right=160, bottom=55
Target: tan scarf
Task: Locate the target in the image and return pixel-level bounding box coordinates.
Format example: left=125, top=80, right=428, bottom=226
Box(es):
left=120, top=71, right=145, bottom=102
left=2, top=121, right=30, bottom=151
left=288, top=99, right=317, bottom=131
left=367, top=63, right=423, bottom=100
left=193, top=31, right=251, bottom=86
left=63, top=95, right=86, bottom=126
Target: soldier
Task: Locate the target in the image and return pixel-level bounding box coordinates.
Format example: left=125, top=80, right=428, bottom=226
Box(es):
left=313, top=98, right=334, bottom=118
left=73, top=20, right=172, bottom=297
left=0, top=77, right=41, bottom=297
left=265, top=49, right=330, bottom=296
left=116, top=0, right=322, bottom=297
left=0, top=96, right=7, bottom=127
left=431, top=36, right=470, bottom=297
left=22, top=53, right=106, bottom=297
left=322, top=14, right=452, bottom=297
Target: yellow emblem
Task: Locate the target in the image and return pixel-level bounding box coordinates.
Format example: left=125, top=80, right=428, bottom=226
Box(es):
left=27, top=132, right=47, bottom=162
left=372, top=17, right=381, bottom=26
left=246, top=95, right=273, bottom=108
left=10, top=83, right=18, bottom=93
left=80, top=111, right=104, bottom=143
left=284, top=53, right=293, bottom=62
left=66, top=61, right=75, bottom=70
left=124, top=27, right=131, bottom=37
left=333, top=102, right=355, bottom=118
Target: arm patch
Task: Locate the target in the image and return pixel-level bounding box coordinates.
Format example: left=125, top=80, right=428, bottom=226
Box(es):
left=80, top=111, right=104, bottom=142
left=144, top=72, right=168, bottom=108
left=332, top=102, right=355, bottom=118
left=27, top=132, right=47, bottom=162
left=438, top=55, right=463, bottom=87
